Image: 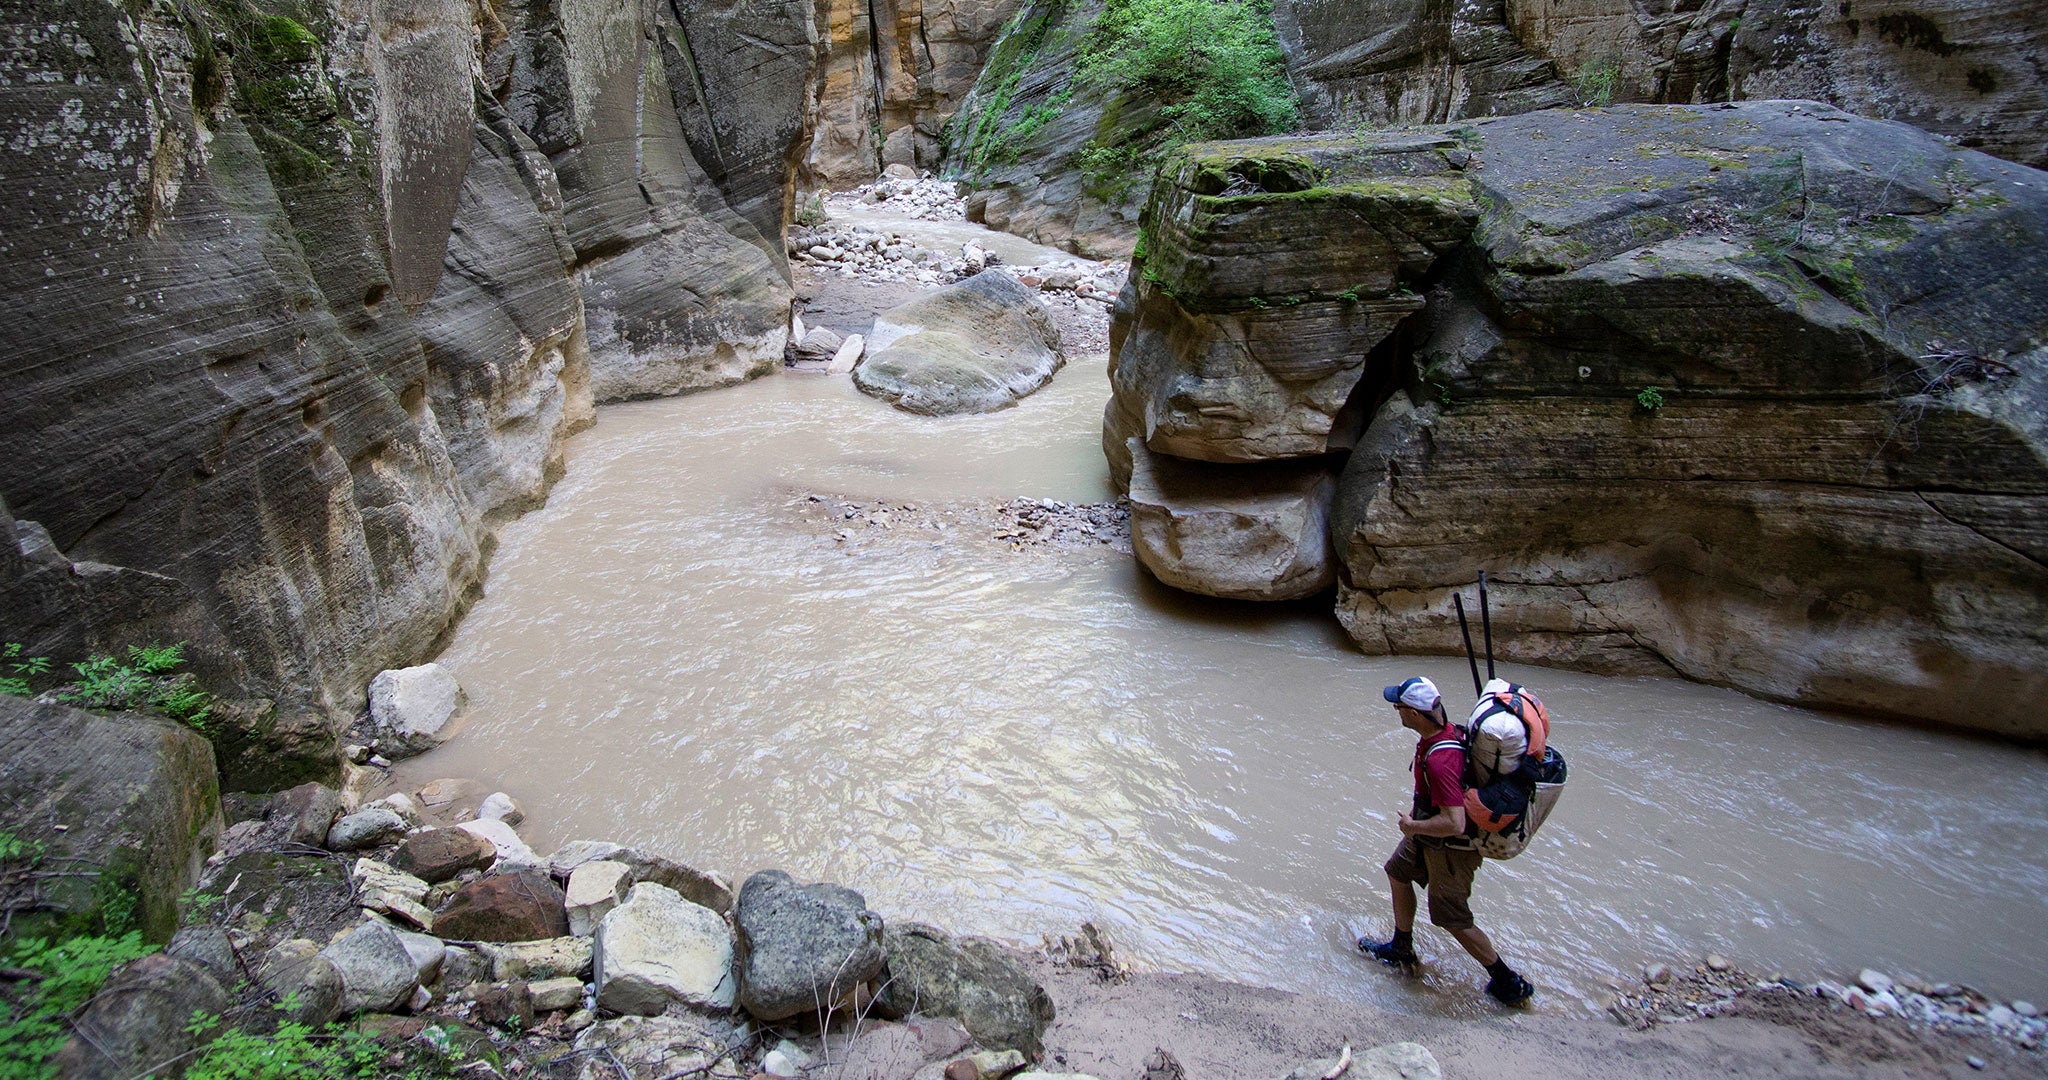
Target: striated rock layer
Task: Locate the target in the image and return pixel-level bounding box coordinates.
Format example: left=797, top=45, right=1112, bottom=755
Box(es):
left=0, top=0, right=809, bottom=785
left=1108, top=103, right=2048, bottom=738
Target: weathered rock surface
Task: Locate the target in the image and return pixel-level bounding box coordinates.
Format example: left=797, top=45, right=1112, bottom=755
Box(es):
left=435, top=870, right=571, bottom=942
left=1113, top=104, right=2048, bottom=737
left=1126, top=439, right=1339, bottom=601
left=566, top=859, right=632, bottom=936
left=570, top=1013, right=747, bottom=1080
left=259, top=939, right=348, bottom=1026
left=734, top=870, right=887, bottom=1021
left=855, top=271, right=1065, bottom=414
left=0, top=698, right=220, bottom=940
left=874, top=922, right=1055, bottom=1056
left=395, top=827, right=500, bottom=883
left=353, top=858, right=437, bottom=931
left=54, top=955, right=230, bottom=1079
left=322, top=921, right=424, bottom=1013
left=457, top=817, right=543, bottom=870
left=806, top=0, right=1030, bottom=185
left=487, top=936, right=594, bottom=982
left=548, top=841, right=735, bottom=913
left=368, top=663, right=465, bottom=756
left=0, top=0, right=810, bottom=786
left=327, top=807, right=411, bottom=852
left=593, top=882, right=737, bottom=1015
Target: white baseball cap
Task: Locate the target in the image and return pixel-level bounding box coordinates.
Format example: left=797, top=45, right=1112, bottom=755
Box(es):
left=1382, top=676, right=1442, bottom=713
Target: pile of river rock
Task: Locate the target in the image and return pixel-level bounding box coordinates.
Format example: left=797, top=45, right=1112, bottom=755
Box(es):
left=71, top=776, right=1072, bottom=1080
left=1610, top=954, right=2045, bottom=1056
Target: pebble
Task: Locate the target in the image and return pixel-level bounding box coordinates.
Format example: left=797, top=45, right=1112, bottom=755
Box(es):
left=2014, top=1000, right=2038, bottom=1017
left=1858, top=968, right=1893, bottom=994
left=1968, top=1056, right=1986, bottom=1070
left=1706, top=955, right=1730, bottom=972
left=1644, top=963, right=1672, bottom=985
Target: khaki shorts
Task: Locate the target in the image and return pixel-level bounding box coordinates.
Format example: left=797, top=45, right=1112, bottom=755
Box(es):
left=1384, top=835, right=1484, bottom=931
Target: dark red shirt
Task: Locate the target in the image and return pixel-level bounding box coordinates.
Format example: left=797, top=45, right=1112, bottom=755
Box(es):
left=1412, top=725, right=1466, bottom=815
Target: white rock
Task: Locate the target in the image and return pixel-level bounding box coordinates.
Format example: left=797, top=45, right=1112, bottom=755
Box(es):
left=478, top=792, right=524, bottom=826
left=1706, top=954, right=1731, bottom=972
left=1858, top=968, right=1895, bottom=995
left=486, top=937, right=593, bottom=982
left=827, top=334, right=864, bottom=374
left=395, top=931, right=447, bottom=983
left=2015, top=1000, right=2040, bottom=1017
left=529, top=976, right=585, bottom=1012
left=593, top=883, right=736, bottom=1015
left=566, top=860, right=631, bottom=937
left=456, top=817, right=541, bottom=870
left=367, top=664, right=465, bottom=756
left=352, top=859, right=434, bottom=930
left=373, top=792, right=423, bottom=823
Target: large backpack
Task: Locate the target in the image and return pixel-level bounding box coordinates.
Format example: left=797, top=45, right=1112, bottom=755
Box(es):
left=1443, top=679, right=1568, bottom=860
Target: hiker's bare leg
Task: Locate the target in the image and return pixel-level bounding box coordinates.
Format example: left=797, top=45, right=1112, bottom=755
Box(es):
left=1449, top=925, right=1500, bottom=967
left=1388, top=874, right=1417, bottom=933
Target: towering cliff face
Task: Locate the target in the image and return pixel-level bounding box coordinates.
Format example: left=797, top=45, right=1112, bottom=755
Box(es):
left=952, top=0, right=2047, bottom=257
left=1109, top=104, right=2048, bottom=737
left=0, top=0, right=810, bottom=785
left=804, top=0, right=1027, bottom=185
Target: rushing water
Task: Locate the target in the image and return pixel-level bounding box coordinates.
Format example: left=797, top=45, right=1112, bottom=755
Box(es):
left=395, top=359, right=2048, bottom=1019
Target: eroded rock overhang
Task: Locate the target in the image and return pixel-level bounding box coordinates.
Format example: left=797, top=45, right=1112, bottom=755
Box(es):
left=1107, top=102, right=2048, bottom=737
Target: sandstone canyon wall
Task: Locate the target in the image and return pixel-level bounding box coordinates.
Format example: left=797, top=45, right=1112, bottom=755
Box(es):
left=804, top=0, right=1028, bottom=185
left=1108, top=104, right=2048, bottom=737
left=957, top=0, right=2046, bottom=257
left=0, top=0, right=811, bottom=786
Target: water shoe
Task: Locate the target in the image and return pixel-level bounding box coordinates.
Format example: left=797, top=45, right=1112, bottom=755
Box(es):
left=1357, top=936, right=1420, bottom=970
left=1486, top=968, right=1535, bottom=1005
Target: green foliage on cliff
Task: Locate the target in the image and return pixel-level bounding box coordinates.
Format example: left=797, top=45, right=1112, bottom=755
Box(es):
left=956, top=2, right=1074, bottom=175
left=56, top=643, right=214, bottom=732
left=1074, top=0, right=1298, bottom=197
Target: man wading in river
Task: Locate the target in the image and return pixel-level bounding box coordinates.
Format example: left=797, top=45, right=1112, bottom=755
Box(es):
left=1358, top=675, right=1535, bottom=1005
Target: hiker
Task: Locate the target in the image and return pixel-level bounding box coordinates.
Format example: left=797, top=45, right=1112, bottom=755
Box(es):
left=1358, top=675, right=1534, bottom=1005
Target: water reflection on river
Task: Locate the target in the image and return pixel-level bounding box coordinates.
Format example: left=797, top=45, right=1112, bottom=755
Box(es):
left=395, top=367, right=2048, bottom=1016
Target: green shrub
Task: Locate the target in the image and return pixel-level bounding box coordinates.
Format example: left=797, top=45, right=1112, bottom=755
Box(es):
left=184, top=1013, right=388, bottom=1080
left=1636, top=386, right=1666, bottom=411
left=0, top=931, right=158, bottom=1077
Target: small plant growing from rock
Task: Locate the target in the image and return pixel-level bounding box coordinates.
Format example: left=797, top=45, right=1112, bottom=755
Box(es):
left=1573, top=61, right=1620, bottom=107
left=57, top=642, right=214, bottom=732
left=0, top=643, right=50, bottom=697
left=1636, top=386, right=1666, bottom=412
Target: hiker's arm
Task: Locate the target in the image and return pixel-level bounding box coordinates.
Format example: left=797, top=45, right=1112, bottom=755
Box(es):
left=1399, top=806, right=1467, bottom=838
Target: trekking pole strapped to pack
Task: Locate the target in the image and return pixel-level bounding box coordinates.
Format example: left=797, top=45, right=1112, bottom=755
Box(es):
left=1441, top=571, right=1569, bottom=860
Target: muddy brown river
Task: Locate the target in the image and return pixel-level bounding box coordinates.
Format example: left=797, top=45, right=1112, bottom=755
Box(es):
left=396, top=361, right=2048, bottom=1019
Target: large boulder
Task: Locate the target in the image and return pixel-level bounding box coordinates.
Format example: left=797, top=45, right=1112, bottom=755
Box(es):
left=0, top=698, right=220, bottom=940
left=873, top=923, right=1055, bottom=1057
left=321, top=921, right=423, bottom=1013
left=593, top=883, right=737, bottom=1015
left=367, top=664, right=465, bottom=757
left=434, top=870, right=571, bottom=942
left=733, top=870, right=887, bottom=1022
left=326, top=807, right=410, bottom=852
left=1113, top=104, right=2048, bottom=737
left=394, top=827, right=499, bottom=883
left=1125, top=438, right=1338, bottom=601
left=54, top=955, right=230, bottom=1079
left=259, top=939, right=348, bottom=1026
left=854, top=272, right=1066, bottom=415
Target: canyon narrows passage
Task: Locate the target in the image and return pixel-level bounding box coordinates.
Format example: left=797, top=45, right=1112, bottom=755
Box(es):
left=394, top=359, right=2048, bottom=1017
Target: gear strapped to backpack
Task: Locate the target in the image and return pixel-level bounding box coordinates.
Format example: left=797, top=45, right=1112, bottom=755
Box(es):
left=1434, top=679, right=1568, bottom=860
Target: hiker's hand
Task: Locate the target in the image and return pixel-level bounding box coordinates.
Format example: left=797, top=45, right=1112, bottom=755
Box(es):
left=1397, top=811, right=1416, bottom=835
